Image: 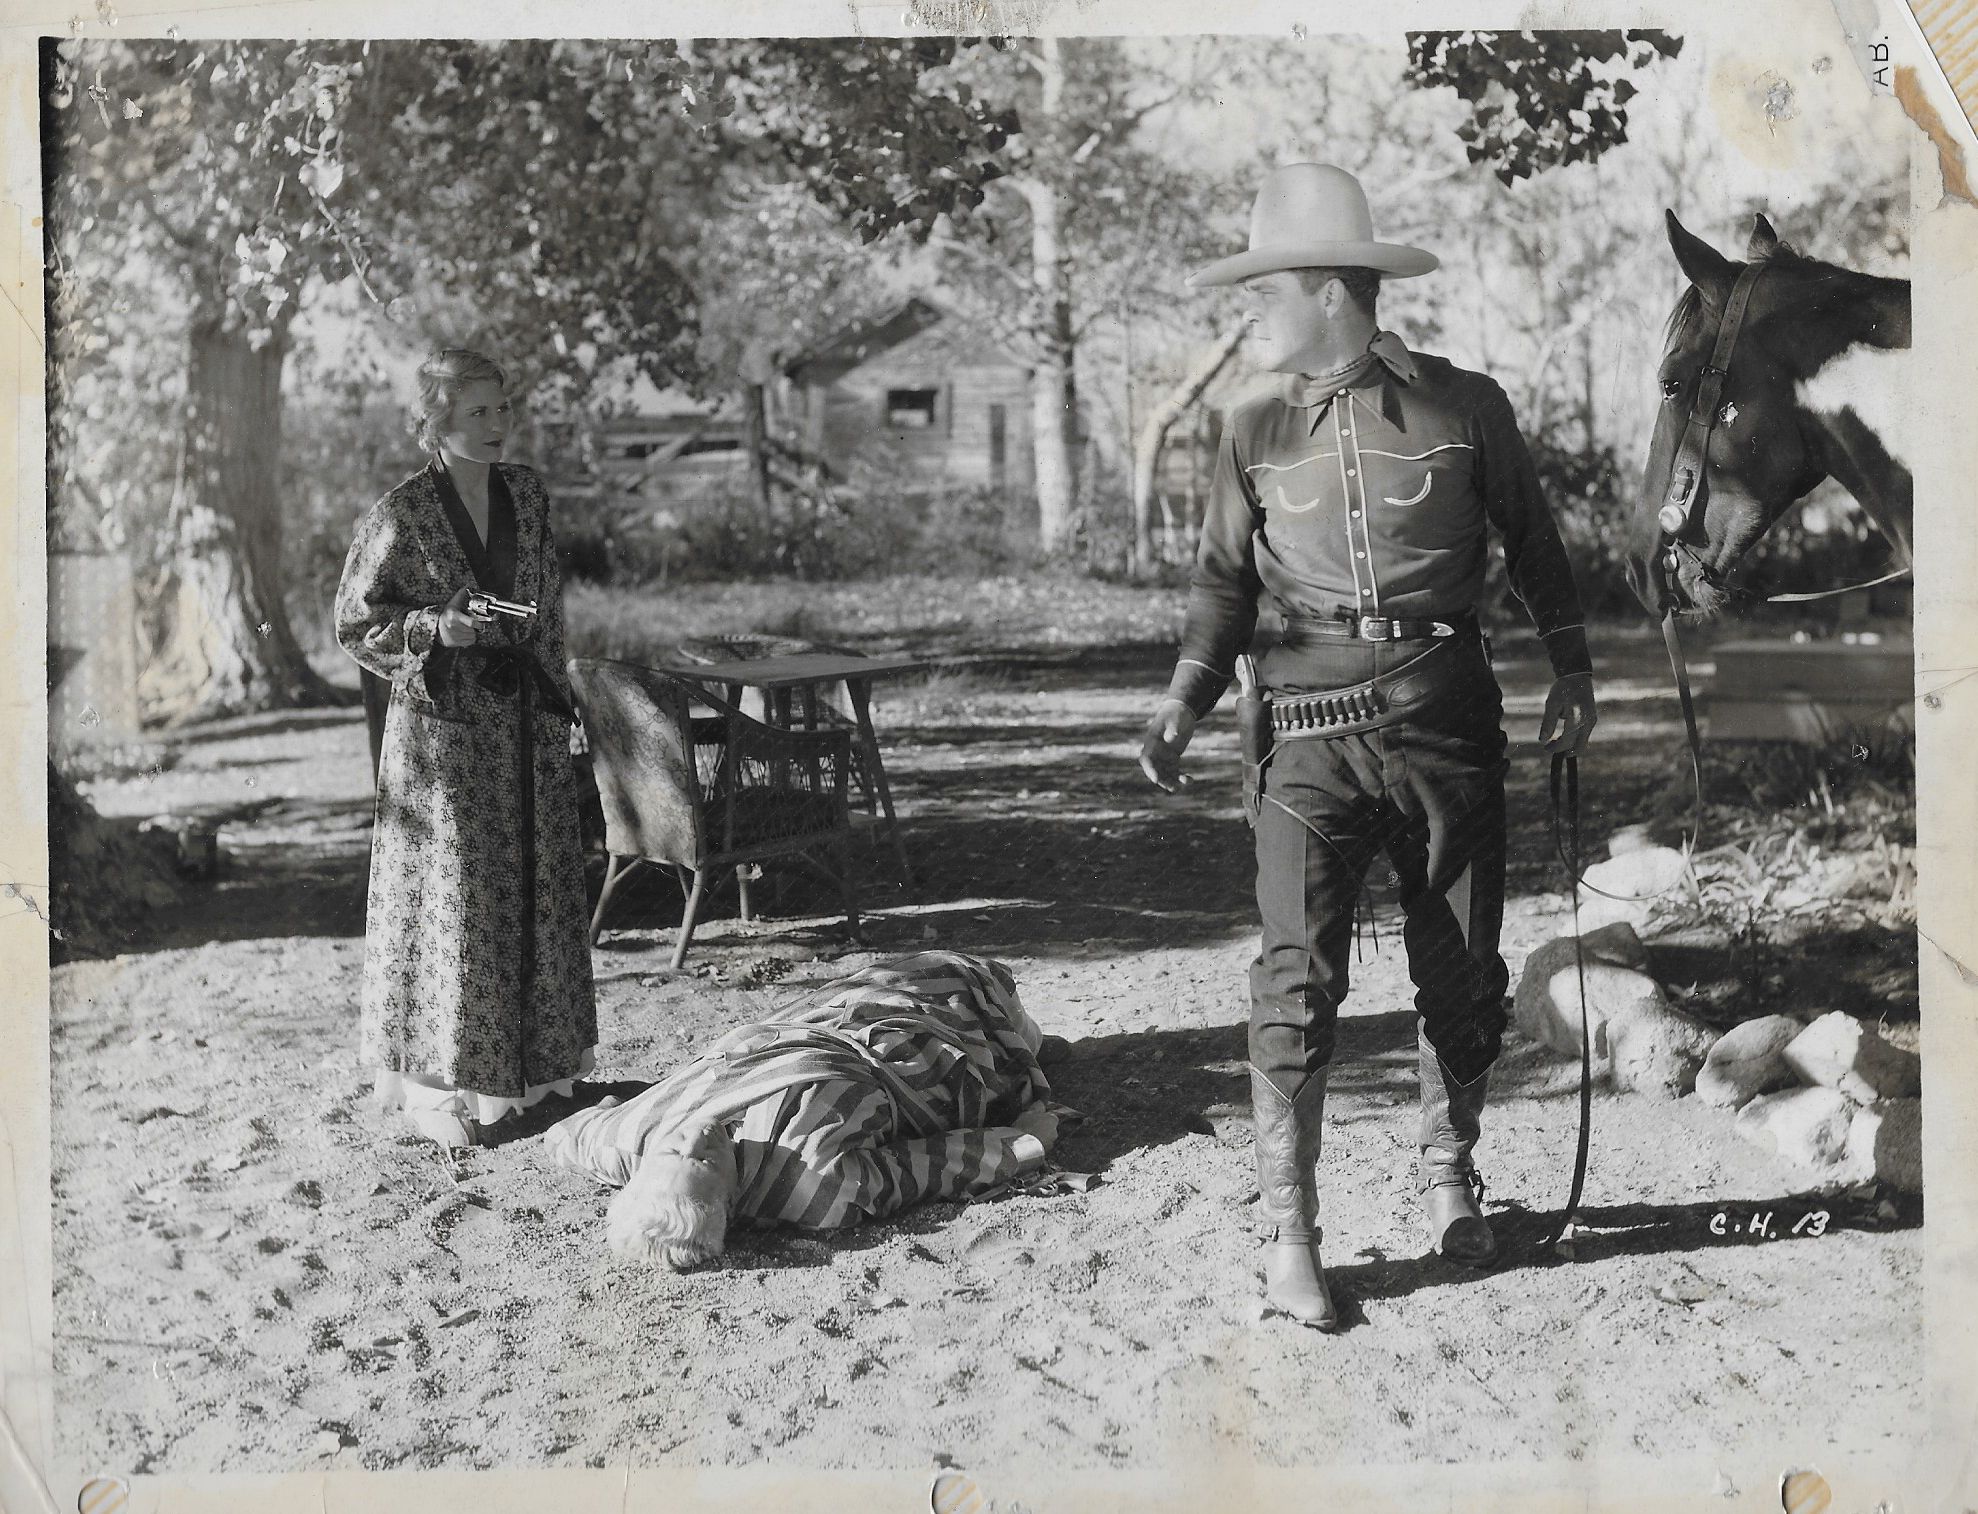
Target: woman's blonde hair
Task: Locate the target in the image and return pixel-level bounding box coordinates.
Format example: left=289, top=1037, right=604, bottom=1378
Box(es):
left=409, top=347, right=508, bottom=453
left=606, top=1149, right=734, bottom=1270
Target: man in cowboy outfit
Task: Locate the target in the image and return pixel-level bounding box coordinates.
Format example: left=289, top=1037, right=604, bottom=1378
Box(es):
left=1139, top=163, right=1597, bottom=1330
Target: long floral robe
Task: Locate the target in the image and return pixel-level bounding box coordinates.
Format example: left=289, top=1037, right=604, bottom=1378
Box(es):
left=335, top=460, right=596, bottom=1102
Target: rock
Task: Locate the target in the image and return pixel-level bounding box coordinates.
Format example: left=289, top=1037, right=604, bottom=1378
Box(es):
left=1512, top=924, right=1653, bottom=1051
left=1735, top=1086, right=1859, bottom=1169
left=1574, top=846, right=1690, bottom=932
left=1652, top=1259, right=1721, bottom=1305
left=1581, top=920, right=1652, bottom=971
left=1782, top=1012, right=1920, bottom=1103
left=1513, top=942, right=1716, bottom=1097
left=1602, top=986, right=1718, bottom=1098
left=1694, top=1014, right=1801, bottom=1108
left=1516, top=956, right=1644, bottom=1060
left=1840, top=1098, right=1923, bottom=1192
left=1607, top=823, right=1657, bottom=857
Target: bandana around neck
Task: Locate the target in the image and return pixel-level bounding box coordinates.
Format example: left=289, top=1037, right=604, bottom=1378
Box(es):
left=1281, top=329, right=1419, bottom=408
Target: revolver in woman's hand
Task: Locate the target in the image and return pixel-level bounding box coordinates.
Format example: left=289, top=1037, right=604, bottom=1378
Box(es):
left=467, top=592, right=538, bottom=626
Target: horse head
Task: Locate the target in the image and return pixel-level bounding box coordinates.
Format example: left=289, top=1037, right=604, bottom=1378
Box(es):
left=1627, top=211, right=1913, bottom=619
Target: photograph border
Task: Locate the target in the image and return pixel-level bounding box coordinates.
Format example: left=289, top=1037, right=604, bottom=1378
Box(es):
left=5, top=2, right=1977, bottom=1509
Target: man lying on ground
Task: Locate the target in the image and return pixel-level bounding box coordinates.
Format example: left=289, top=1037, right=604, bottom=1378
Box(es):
left=546, top=951, right=1068, bottom=1268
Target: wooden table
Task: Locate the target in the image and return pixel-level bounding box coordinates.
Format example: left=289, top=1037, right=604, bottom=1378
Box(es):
left=657, top=651, right=925, bottom=886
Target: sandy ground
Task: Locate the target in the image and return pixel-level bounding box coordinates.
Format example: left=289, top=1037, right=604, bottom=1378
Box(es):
left=47, top=629, right=1923, bottom=1477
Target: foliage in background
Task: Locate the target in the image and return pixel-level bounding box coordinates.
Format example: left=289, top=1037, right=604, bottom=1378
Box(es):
left=1405, top=30, right=1685, bottom=184
left=559, top=571, right=1189, bottom=667
left=45, top=30, right=1918, bottom=726
left=44, top=36, right=1020, bottom=725
left=1527, top=438, right=1637, bottom=618
left=920, top=37, right=1266, bottom=548
left=687, top=39, right=1017, bottom=243
left=556, top=480, right=1026, bottom=586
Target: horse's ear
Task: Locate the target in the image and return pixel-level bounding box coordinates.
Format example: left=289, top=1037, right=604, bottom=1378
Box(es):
left=1665, top=210, right=1735, bottom=301
left=1747, top=213, right=1781, bottom=259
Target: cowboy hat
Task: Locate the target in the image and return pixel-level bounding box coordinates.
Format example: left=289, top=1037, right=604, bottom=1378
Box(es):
left=1188, top=163, right=1438, bottom=287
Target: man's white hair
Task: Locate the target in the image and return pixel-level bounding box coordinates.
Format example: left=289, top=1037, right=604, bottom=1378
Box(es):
left=606, top=1148, right=734, bottom=1270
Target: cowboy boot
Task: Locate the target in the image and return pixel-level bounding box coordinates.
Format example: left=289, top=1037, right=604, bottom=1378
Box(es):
left=1418, top=1032, right=1497, bottom=1266
left=1251, top=1066, right=1337, bottom=1330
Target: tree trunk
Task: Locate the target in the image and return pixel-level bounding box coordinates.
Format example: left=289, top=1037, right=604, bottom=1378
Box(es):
left=1580, top=324, right=1598, bottom=454
left=743, top=381, right=773, bottom=516
left=137, top=302, right=336, bottom=725
left=1132, top=322, right=1248, bottom=572
left=1026, top=38, right=1077, bottom=553
left=1027, top=237, right=1076, bottom=549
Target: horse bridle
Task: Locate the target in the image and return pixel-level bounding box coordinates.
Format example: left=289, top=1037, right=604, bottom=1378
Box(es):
left=1646, top=245, right=1777, bottom=864
left=1649, top=233, right=1913, bottom=840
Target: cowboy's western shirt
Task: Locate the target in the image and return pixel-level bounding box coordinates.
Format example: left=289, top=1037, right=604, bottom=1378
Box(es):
left=1165, top=339, right=1593, bottom=717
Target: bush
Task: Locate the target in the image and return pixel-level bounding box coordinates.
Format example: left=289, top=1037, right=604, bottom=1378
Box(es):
left=1732, top=484, right=1911, bottom=613
left=559, top=481, right=1035, bottom=586
left=1702, top=732, right=1915, bottom=833
left=1524, top=436, right=1638, bottom=617
left=1514, top=432, right=1909, bottom=623
left=47, top=760, right=185, bottom=960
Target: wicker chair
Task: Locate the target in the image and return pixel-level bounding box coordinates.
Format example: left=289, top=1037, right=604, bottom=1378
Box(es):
left=669, top=632, right=873, bottom=805
left=568, top=657, right=858, bottom=969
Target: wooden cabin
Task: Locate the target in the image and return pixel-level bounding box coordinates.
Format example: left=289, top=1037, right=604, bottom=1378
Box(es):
left=784, top=299, right=1034, bottom=493
left=552, top=388, right=751, bottom=508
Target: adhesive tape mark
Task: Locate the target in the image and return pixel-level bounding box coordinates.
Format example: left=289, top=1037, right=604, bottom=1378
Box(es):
left=1781, top=1468, right=1833, bottom=1514
left=78, top=1479, right=129, bottom=1514
left=930, top=1469, right=989, bottom=1514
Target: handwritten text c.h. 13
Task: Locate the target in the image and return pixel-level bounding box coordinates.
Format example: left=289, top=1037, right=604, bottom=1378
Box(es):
left=1709, top=1209, right=1830, bottom=1239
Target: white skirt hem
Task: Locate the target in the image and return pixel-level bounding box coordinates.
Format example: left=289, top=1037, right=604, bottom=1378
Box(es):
left=373, top=1047, right=598, bottom=1127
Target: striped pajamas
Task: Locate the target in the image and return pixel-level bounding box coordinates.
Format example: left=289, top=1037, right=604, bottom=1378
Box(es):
left=547, top=952, right=1054, bottom=1230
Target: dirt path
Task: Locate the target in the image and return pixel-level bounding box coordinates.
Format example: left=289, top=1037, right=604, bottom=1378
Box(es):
left=49, top=627, right=1921, bottom=1476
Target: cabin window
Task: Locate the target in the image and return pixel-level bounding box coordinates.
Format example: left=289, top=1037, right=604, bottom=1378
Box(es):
left=886, top=388, right=939, bottom=429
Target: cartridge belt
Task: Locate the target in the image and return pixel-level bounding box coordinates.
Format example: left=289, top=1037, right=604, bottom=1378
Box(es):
left=1267, top=637, right=1465, bottom=740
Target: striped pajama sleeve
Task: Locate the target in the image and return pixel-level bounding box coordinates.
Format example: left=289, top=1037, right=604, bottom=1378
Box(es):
left=746, top=1077, right=1044, bottom=1231
left=787, top=1126, right=1046, bottom=1230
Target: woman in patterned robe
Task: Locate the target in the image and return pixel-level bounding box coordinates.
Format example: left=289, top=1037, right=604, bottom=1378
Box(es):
left=335, top=348, right=596, bottom=1148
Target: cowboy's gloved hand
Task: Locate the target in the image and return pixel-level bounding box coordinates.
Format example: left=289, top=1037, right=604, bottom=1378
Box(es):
left=1138, top=699, right=1197, bottom=792
left=1540, top=672, right=1598, bottom=757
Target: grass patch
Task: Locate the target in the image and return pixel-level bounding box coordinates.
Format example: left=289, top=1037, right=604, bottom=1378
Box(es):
left=563, top=573, right=1190, bottom=665
left=886, top=664, right=1017, bottom=718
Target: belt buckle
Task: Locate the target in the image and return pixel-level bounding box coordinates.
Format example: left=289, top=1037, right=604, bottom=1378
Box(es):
left=1357, top=614, right=1393, bottom=641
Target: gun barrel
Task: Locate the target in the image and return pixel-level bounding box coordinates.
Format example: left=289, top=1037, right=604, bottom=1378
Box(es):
left=467, top=593, right=538, bottom=621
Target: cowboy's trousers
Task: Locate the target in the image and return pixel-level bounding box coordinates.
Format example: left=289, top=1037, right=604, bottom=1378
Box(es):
left=1248, top=627, right=1510, bottom=1099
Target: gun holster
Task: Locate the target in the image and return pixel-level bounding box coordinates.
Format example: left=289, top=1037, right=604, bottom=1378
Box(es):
left=1236, top=656, right=1271, bottom=827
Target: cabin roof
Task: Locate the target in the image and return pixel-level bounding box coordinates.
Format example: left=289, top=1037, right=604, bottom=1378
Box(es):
left=785, top=297, right=1028, bottom=385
